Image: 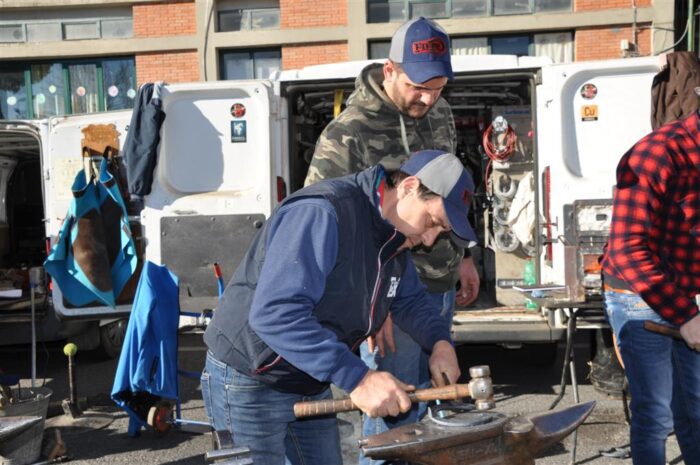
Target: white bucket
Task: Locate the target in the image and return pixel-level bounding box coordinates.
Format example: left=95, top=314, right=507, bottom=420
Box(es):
left=0, top=387, right=52, bottom=465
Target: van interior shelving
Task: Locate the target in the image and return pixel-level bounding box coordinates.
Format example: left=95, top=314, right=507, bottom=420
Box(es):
left=285, top=73, right=537, bottom=315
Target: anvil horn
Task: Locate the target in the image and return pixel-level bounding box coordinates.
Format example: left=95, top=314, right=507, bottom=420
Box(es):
left=523, top=400, right=596, bottom=457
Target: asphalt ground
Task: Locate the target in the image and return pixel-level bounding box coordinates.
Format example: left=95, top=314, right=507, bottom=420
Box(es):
left=0, top=330, right=684, bottom=465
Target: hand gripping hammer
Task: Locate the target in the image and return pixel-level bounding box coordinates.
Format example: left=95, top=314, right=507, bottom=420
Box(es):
left=293, top=365, right=495, bottom=418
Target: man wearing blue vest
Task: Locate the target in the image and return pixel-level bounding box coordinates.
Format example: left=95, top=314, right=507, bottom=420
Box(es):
left=202, top=150, right=475, bottom=465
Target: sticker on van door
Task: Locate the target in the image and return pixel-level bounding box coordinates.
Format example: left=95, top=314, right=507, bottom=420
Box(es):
left=231, top=120, right=247, bottom=143
left=580, top=83, right=598, bottom=99
left=581, top=105, right=598, bottom=122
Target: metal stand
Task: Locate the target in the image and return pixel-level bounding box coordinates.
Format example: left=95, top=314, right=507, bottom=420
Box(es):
left=524, top=289, right=604, bottom=465
left=544, top=309, right=580, bottom=464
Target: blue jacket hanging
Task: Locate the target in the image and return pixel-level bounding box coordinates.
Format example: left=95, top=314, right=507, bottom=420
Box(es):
left=111, top=261, right=180, bottom=436
left=44, top=158, right=137, bottom=308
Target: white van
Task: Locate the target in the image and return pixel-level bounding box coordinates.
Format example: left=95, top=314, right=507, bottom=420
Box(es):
left=0, top=54, right=663, bottom=359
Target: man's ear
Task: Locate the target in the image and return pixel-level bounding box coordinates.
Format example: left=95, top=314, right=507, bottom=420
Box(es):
left=397, top=176, right=420, bottom=198
left=384, top=60, right=398, bottom=82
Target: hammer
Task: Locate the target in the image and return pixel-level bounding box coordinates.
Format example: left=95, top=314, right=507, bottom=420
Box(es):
left=293, top=365, right=495, bottom=418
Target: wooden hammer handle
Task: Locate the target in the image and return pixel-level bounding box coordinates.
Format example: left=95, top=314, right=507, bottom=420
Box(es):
left=293, top=384, right=470, bottom=418
left=644, top=321, right=683, bottom=340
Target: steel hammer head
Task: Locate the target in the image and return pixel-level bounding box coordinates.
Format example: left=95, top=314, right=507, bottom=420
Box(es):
left=468, top=365, right=496, bottom=410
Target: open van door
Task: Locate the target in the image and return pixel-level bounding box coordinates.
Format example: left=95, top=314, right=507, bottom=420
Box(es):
left=536, top=56, right=660, bottom=297
left=47, top=80, right=280, bottom=319
left=46, top=110, right=134, bottom=320
left=140, top=81, right=279, bottom=313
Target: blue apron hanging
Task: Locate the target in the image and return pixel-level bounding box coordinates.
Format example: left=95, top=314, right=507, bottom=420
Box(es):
left=44, top=158, right=137, bottom=308
left=97, top=158, right=138, bottom=300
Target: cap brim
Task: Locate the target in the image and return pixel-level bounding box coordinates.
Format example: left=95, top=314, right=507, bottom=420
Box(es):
left=444, top=198, right=476, bottom=246
left=402, top=61, right=455, bottom=83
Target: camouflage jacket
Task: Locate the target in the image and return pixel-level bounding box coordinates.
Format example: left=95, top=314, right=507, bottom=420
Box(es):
left=304, top=63, right=463, bottom=292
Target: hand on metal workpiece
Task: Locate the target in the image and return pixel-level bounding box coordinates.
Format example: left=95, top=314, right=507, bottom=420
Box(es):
left=429, top=340, right=460, bottom=386
left=680, top=313, right=700, bottom=350
left=367, top=313, right=396, bottom=357
left=456, top=256, right=480, bottom=306
left=350, top=370, right=414, bottom=418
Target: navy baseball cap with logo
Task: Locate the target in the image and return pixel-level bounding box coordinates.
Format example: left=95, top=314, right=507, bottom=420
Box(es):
left=399, top=150, right=476, bottom=246
left=389, top=17, right=454, bottom=84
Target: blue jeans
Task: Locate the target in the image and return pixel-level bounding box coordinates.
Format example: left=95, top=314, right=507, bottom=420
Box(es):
left=359, top=289, right=455, bottom=465
left=604, top=290, right=700, bottom=465
left=201, top=351, right=342, bottom=465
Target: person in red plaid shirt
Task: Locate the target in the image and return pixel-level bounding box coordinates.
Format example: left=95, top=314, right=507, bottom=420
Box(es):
left=601, top=109, right=700, bottom=465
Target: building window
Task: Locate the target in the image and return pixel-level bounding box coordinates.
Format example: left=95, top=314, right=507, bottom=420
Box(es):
left=217, top=0, right=280, bottom=32
left=536, top=0, right=571, bottom=12
left=367, top=0, right=570, bottom=22
left=493, top=0, right=531, bottom=15
left=490, top=35, right=531, bottom=55
left=372, top=32, right=572, bottom=62
left=0, top=57, right=136, bottom=120
left=220, top=49, right=281, bottom=80
left=103, top=59, right=136, bottom=111
left=369, top=41, right=392, bottom=59
left=31, top=63, right=66, bottom=118
left=26, top=23, right=62, bottom=42
left=410, top=1, right=448, bottom=19
left=452, top=37, right=489, bottom=55
left=0, top=69, right=29, bottom=120
left=0, top=24, right=25, bottom=43
left=452, top=0, right=489, bottom=17
left=0, top=7, right=132, bottom=43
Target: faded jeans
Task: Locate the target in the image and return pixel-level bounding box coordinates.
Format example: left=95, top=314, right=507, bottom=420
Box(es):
left=201, top=351, right=342, bottom=465
left=604, top=290, right=700, bottom=465
left=359, top=290, right=455, bottom=465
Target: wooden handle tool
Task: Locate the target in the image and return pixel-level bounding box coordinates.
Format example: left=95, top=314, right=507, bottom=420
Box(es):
left=293, top=384, right=471, bottom=418
left=644, top=321, right=682, bottom=340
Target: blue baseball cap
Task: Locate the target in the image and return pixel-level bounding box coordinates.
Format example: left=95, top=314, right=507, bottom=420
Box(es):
left=399, top=150, right=476, bottom=246
left=388, top=17, right=454, bottom=84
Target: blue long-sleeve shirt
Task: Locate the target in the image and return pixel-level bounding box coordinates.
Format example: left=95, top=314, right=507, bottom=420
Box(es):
left=204, top=166, right=451, bottom=395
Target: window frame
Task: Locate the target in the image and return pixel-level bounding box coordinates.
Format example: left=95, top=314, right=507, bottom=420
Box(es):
left=217, top=7, right=281, bottom=32
left=218, top=48, right=282, bottom=81
left=0, top=23, right=26, bottom=43
left=0, top=17, right=132, bottom=43
left=366, top=0, right=571, bottom=22
left=0, top=57, right=136, bottom=120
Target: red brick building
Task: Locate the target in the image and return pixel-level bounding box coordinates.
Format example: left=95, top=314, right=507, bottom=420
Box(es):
left=0, top=0, right=679, bottom=119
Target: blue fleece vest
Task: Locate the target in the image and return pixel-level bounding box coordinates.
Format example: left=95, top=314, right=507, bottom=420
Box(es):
left=203, top=167, right=409, bottom=395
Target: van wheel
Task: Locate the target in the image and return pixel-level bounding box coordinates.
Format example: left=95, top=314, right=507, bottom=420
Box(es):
left=99, top=319, right=127, bottom=359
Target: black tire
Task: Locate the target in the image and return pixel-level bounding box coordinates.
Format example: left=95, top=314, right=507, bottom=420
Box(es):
left=99, top=319, right=127, bottom=359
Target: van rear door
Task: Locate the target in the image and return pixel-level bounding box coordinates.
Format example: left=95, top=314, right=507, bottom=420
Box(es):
left=46, top=110, right=133, bottom=319
left=140, top=81, right=277, bottom=313
left=48, top=80, right=278, bottom=319
left=536, top=56, right=661, bottom=289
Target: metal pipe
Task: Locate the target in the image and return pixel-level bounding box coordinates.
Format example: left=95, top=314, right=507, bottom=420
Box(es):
left=30, top=286, right=36, bottom=388
left=68, top=355, right=78, bottom=408
left=632, top=0, right=637, bottom=56
left=690, top=0, right=696, bottom=52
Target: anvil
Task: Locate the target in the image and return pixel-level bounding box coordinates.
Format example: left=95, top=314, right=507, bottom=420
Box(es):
left=360, top=401, right=595, bottom=465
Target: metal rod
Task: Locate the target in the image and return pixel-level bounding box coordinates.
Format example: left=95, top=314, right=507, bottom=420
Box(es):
left=68, top=355, right=78, bottom=408
left=30, top=286, right=36, bottom=388
left=690, top=0, right=696, bottom=52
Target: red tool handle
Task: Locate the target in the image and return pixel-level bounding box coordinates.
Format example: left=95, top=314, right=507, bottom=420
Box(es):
left=293, top=384, right=470, bottom=418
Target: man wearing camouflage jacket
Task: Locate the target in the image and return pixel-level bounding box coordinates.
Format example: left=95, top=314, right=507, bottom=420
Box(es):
left=304, top=17, right=480, bottom=464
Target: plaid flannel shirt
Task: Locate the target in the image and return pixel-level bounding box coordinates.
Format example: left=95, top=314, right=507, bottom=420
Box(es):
left=602, top=111, right=700, bottom=325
